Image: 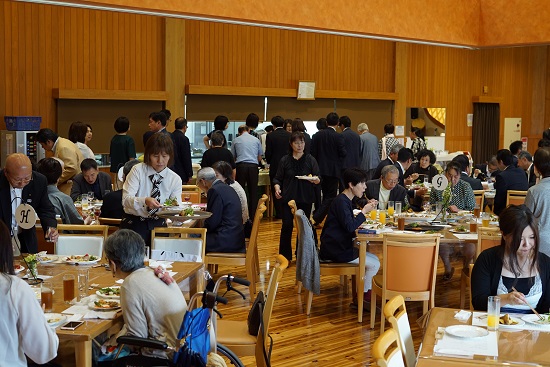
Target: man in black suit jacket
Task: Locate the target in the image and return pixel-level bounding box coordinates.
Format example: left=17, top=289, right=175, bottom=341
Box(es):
left=70, top=159, right=113, bottom=201
left=0, top=153, right=58, bottom=253
left=493, top=149, right=529, bottom=215
left=472, top=155, right=500, bottom=181
left=311, top=112, right=347, bottom=224
left=518, top=151, right=537, bottom=187
left=372, top=143, right=402, bottom=180
left=265, top=116, right=291, bottom=219
left=363, top=165, right=409, bottom=207
left=197, top=167, right=245, bottom=253
left=452, top=154, right=483, bottom=190
left=339, top=116, right=361, bottom=170
left=172, top=117, right=194, bottom=184
left=394, top=148, right=428, bottom=208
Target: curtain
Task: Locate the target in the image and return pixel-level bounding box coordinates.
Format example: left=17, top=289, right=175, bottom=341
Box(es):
left=472, top=103, right=500, bottom=165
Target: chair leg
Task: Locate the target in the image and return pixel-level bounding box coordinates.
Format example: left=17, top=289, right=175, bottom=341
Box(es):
left=356, top=274, right=364, bottom=323
left=306, top=291, right=313, bottom=315
left=370, top=291, right=376, bottom=329
left=380, top=297, right=387, bottom=334
left=460, top=274, right=467, bottom=309
left=423, top=300, right=429, bottom=315
left=297, top=281, right=303, bottom=294
left=255, top=246, right=260, bottom=276
left=342, top=275, right=349, bottom=295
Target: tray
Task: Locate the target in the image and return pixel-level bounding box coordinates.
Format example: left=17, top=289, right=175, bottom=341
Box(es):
left=158, top=210, right=212, bottom=222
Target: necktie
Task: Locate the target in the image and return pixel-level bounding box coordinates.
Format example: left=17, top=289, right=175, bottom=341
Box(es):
left=148, top=173, right=163, bottom=217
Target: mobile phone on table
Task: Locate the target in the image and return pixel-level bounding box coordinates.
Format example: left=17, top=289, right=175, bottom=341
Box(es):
left=60, top=321, right=84, bottom=330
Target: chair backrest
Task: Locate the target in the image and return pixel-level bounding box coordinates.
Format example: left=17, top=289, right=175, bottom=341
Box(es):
left=182, top=185, right=201, bottom=192
left=373, top=329, right=406, bottom=367
left=55, top=224, right=109, bottom=258
left=151, top=227, right=207, bottom=262
left=506, top=190, right=527, bottom=206
left=384, top=295, right=415, bottom=367
left=476, top=226, right=501, bottom=258
left=472, top=190, right=485, bottom=209
left=247, top=201, right=267, bottom=267
left=382, top=234, right=440, bottom=295
left=181, top=191, right=201, bottom=203
left=258, top=194, right=269, bottom=208
left=468, top=263, right=475, bottom=310
left=262, top=254, right=288, bottom=335
left=288, top=199, right=300, bottom=244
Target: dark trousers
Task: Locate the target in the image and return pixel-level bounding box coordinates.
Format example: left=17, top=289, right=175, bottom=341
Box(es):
left=236, top=162, right=259, bottom=219
left=313, top=175, right=339, bottom=224
left=120, top=213, right=166, bottom=247
left=279, top=201, right=312, bottom=262
left=270, top=176, right=283, bottom=219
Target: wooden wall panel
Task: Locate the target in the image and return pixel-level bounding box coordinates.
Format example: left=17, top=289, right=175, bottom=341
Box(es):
left=0, top=1, right=164, bottom=131
left=185, top=20, right=395, bottom=93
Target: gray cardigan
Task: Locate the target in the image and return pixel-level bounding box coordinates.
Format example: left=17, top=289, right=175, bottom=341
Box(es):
left=295, top=209, right=320, bottom=295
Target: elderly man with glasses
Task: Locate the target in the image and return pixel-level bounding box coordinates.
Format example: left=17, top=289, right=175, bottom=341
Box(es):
left=0, top=153, right=58, bottom=253
left=363, top=165, right=409, bottom=208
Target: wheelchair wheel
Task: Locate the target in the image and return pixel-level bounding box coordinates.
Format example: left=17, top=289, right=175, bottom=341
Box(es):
left=215, top=344, right=245, bottom=367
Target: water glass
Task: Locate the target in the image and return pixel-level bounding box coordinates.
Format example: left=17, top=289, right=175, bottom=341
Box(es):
left=78, top=269, right=89, bottom=301
left=395, top=202, right=402, bottom=215
left=487, top=296, right=500, bottom=331
left=424, top=175, right=429, bottom=186
left=378, top=201, right=387, bottom=210
left=41, top=281, right=54, bottom=313
left=87, top=192, right=95, bottom=201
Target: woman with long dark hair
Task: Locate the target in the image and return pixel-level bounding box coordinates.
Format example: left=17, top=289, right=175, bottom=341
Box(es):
left=471, top=205, right=550, bottom=313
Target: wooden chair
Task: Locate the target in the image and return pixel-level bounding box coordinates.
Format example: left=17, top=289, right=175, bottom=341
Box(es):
left=216, top=255, right=288, bottom=367
left=97, top=217, right=121, bottom=235
left=182, top=185, right=201, bottom=192
left=506, top=190, right=528, bottom=206
left=203, top=199, right=267, bottom=295
left=384, top=295, right=415, bottom=367
left=150, top=227, right=207, bottom=263
left=55, top=224, right=109, bottom=258
left=459, top=227, right=501, bottom=309
left=293, top=203, right=367, bottom=322
left=472, top=189, right=485, bottom=210
left=468, top=263, right=475, bottom=310
left=372, top=328, right=406, bottom=367
left=371, top=233, right=440, bottom=333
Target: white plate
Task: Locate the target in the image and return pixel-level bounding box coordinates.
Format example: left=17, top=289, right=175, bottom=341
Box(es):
left=44, top=313, right=67, bottom=328
left=449, top=229, right=470, bottom=234
left=499, top=315, right=525, bottom=328
left=522, top=314, right=550, bottom=327
left=89, top=299, right=121, bottom=311
left=64, top=256, right=101, bottom=265
left=445, top=325, right=489, bottom=338
left=14, top=264, right=25, bottom=274
left=96, top=286, right=121, bottom=299
left=295, top=175, right=318, bottom=181
left=38, top=255, right=58, bottom=264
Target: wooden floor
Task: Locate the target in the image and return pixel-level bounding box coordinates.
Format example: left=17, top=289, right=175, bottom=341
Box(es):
left=214, top=218, right=468, bottom=367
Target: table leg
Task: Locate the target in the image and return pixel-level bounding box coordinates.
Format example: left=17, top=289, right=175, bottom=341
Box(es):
left=74, top=340, right=92, bottom=367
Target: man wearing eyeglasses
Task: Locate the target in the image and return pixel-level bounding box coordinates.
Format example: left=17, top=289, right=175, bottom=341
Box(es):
left=0, top=153, right=58, bottom=253
left=363, top=165, right=409, bottom=208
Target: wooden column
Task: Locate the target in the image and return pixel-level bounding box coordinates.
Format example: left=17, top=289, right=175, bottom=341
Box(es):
left=394, top=42, right=408, bottom=126
left=165, top=18, right=186, bottom=126
left=531, top=46, right=548, bottom=152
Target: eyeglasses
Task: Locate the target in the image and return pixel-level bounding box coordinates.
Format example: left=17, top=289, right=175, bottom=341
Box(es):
left=6, top=172, right=33, bottom=184
left=384, top=178, right=399, bottom=184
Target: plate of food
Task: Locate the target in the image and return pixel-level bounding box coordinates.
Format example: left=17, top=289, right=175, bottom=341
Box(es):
left=44, top=313, right=67, bottom=328
left=499, top=314, right=525, bottom=328
left=159, top=208, right=212, bottom=221
left=90, top=299, right=121, bottom=311
left=522, top=314, right=550, bottom=327
left=445, top=325, right=489, bottom=338
left=405, top=222, right=444, bottom=232
left=38, top=254, right=58, bottom=264
left=295, top=175, right=318, bottom=181
left=162, top=197, right=180, bottom=209
left=96, top=286, right=121, bottom=299
left=14, top=264, right=25, bottom=274
left=449, top=225, right=470, bottom=234
left=64, top=254, right=100, bottom=265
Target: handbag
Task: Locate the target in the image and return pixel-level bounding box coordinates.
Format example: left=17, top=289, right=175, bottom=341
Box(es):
left=247, top=291, right=265, bottom=336
left=174, top=307, right=211, bottom=366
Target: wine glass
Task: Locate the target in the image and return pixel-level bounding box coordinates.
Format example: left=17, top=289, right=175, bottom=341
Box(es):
left=183, top=193, right=191, bottom=203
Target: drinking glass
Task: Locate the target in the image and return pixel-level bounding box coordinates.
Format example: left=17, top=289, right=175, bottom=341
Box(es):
left=395, top=202, right=402, bottom=215
left=487, top=296, right=500, bottom=331
left=379, top=211, right=386, bottom=225
left=81, top=196, right=89, bottom=211
left=144, top=246, right=150, bottom=267
left=78, top=269, right=89, bottom=301
left=474, top=204, right=481, bottom=218
left=378, top=201, right=387, bottom=210
left=424, top=175, right=429, bottom=186
left=63, top=274, right=75, bottom=303
left=41, top=281, right=54, bottom=312
left=370, top=210, right=377, bottom=221
left=387, top=201, right=395, bottom=217
left=87, top=192, right=95, bottom=201
left=469, top=217, right=478, bottom=233
left=397, top=214, right=405, bottom=231
left=183, top=192, right=191, bottom=202
left=482, top=212, right=491, bottom=227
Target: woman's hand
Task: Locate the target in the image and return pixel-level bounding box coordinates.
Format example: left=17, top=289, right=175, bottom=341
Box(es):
left=311, top=176, right=320, bottom=185
left=501, top=290, right=528, bottom=306
left=145, top=197, right=162, bottom=209
left=448, top=205, right=459, bottom=213
left=274, top=185, right=282, bottom=199
left=361, top=200, right=378, bottom=215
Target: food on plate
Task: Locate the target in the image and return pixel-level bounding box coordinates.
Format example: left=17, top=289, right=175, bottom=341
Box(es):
left=97, top=287, right=120, bottom=296
left=163, top=197, right=179, bottom=207
left=425, top=230, right=441, bottom=234
left=94, top=299, right=120, bottom=309
left=409, top=222, right=421, bottom=228
left=533, top=314, right=550, bottom=325
left=179, top=207, right=194, bottom=216
left=499, top=314, right=519, bottom=325
left=453, top=225, right=468, bottom=232
left=47, top=316, right=62, bottom=324
left=65, top=254, right=98, bottom=262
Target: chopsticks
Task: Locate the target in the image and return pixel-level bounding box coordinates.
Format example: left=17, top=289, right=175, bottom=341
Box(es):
left=512, top=287, right=544, bottom=320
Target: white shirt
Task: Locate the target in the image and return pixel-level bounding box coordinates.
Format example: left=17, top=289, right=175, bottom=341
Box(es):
left=9, top=186, right=22, bottom=233
left=122, top=163, right=182, bottom=218
left=76, top=142, right=95, bottom=159
left=378, top=184, right=391, bottom=208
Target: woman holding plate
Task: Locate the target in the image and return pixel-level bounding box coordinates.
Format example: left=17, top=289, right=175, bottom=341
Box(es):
left=273, top=132, right=321, bottom=262
left=471, top=205, right=550, bottom=314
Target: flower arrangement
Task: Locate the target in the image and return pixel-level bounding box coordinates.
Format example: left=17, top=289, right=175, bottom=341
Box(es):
left=24, top=254, right=38, bottom=278
left=440, top=184, right=453, bottom=221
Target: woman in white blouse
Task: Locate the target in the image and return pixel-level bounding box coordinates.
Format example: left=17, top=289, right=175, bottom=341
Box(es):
left=121, top=133, right=182, bottom=246
left=68, top=121, right=95, bottom=159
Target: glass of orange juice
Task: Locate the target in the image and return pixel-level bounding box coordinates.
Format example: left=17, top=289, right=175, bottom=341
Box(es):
left=487, top=296, right=500, bottom=331
left=379, top=211, right=386, bottom=225
left=387, top=201, right=395, bottom=217
left=370, top=209, right=377, bottom=221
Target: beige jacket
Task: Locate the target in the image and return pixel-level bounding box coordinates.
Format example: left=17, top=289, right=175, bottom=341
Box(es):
left=55, top=137, right=84, bottom=195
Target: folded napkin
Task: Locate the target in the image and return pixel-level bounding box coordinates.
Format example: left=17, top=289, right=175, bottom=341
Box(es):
left=454, top=310, right=472, bottom=321
left=148, top=260, right=173, bottom=269
left=84, top=310, right=119, bottom=320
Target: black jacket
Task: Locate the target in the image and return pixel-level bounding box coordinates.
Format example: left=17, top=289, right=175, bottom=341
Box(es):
left=341, top=128, right=361, bottom=169
left=265, top=128, right=291, bottom=178
left=493, top=166, right=529, bottom=215
left=172, top=130, right=193, bottom=183
left=311, top=128, right=346, bottom=178
left=461, top=172, right=483, bottom=190
left=364, top=179, right=409, bottom=207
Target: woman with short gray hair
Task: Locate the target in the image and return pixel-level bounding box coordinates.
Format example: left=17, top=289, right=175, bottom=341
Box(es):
left=104, top=230, right=187, bottom=358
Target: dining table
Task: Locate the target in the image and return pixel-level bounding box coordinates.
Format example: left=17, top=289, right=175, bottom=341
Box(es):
left=416, top=307, right=550, bottom=366
left=20, top=258, right=203, bottom=367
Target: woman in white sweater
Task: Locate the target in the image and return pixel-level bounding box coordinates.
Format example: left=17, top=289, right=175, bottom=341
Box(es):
left=0, top=221, right=58, bottom=366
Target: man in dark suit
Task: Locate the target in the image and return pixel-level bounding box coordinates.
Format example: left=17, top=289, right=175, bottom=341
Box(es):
left=372, top=144, right=402, bottom=180
left=493, top=149, right=529, bottom=215
left=0, top=153, right=58, bottom=253
left=265, top=115, right=291, bottom=219
left=452, top=154, right=483, bottom=190
left=339, top=115, right=361, bottom=170
left=364, top=165, right=409, bottom=207
left=394, top=148, right=427, bottom=207
left=472, top=155, right=500, bottom=181
left=509, top=140, right=522, bottom=168
left=197, top=167, right=245, bottom=253
left=143, top=111, right=171, bottom=146
left=311, top=112, right=347, bottom=224
left=518, top=150, right=537, bottom=187
left=172, top=117, right=193, bottom=184
left=70, top=158, right=113, bottom=201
